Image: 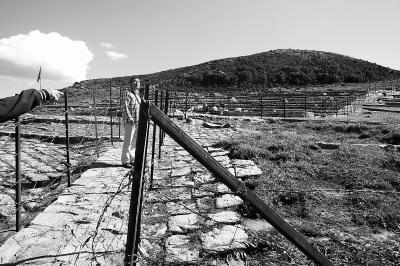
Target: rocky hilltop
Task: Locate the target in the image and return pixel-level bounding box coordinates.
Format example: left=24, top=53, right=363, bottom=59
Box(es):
left=75, top=49, right=400, bottom=93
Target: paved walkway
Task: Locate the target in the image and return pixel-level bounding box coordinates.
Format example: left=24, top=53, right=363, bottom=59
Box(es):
left=0, top=119, right=266, bottom=265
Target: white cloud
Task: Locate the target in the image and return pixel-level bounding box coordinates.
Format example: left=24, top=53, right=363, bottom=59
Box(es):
left=100, top=42, right=116, bottom=49
left=0, top=30, right=93, bottom=82
left=105, top=51, right=128, bottom=61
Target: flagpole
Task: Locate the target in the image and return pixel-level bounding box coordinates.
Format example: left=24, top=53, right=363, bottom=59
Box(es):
left=37, top=66, right=41, bottom=90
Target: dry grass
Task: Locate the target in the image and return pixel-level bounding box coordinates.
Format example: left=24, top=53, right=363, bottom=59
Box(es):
left=214, top=113, right=400, bottom=265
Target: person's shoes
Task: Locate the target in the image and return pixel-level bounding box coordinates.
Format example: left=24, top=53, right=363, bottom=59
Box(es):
left=121, top=163, right=132, bottom=168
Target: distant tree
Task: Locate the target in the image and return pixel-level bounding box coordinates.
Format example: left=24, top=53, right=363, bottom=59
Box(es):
left=228, top=75, right=239, bottom=86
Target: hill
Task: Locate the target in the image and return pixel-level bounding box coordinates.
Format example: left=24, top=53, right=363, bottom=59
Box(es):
left=79, top=49, right=400, bottom=93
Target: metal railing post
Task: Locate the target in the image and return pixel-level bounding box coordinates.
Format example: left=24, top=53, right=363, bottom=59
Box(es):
left=64, top=90, right=71, bottom=187
left=110, top=85, right=113, bottom=146
left=124, top=99, right=150, bottom=266
left=158, top=90, right=164, bottom=159
left=119, top=87, right=122, bottom=140
left=93, top=87, right=99, bottom=157
left=283, top=98, right=286, bottom=118
left=185, top=91, right=188, bottom=119
left=150, top=89, right=159, bottom=190
left=14, top=95, right=21, bottom=232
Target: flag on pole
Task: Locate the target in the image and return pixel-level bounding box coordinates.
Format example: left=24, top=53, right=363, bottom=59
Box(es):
left=37, top=67, right=41, bottom=82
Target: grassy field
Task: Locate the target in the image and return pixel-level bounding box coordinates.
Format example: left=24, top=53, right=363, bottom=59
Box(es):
left=209, top=110, right=400, bottom=265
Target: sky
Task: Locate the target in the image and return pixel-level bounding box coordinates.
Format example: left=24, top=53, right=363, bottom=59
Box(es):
left=0, top=0, right=399, bottom=98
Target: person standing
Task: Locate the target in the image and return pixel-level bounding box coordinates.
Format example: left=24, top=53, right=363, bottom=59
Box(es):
left=120, top=78, right=142, bottom=168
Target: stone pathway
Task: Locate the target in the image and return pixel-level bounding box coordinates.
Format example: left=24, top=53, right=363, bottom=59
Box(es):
left=0, top=118, right=267, bottom=265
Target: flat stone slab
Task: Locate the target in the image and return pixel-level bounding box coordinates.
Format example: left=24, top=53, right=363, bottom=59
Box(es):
left=0, top=194, right=15, bottom=218
left=207, top=211, right=241, bottom=225
left=166, top=201, right=197, bottom=215
left=203, top=122, right=223, bottom=128
left=235, top=165, right=263, bottom=177
left=171, top=166, right=191, bottom=177
left=168, top=213, right=202, bottom=233
left=201, top=225, right=249, bottom=252
left=243, top=219, right=274, bottom=232
left=216, top=194, right=243, bottom=208
left=165, top=235, right=200, bottom=263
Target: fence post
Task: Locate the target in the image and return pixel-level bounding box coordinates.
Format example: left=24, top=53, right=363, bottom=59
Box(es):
left=174, top=91, right=177, bottom=110
left=336, top=98, right=338, bottom=117
left=283, top=98, right=286, bottom=118
left=150, top=89, right=159, bottom=190
left=119, top=87, right=122, bottom=140
left=159, top=90, right=164, bottom=159
left=260, top=94, right=263, bottom=118
left=93, top=87, right=99, bottom=157
left=164, top=91, right=170, bottom=116
left=304, top=97, right=307, bottom=118
left=64, top=90, right=71, bottom=187
left=14, top=95, right=21, bottom=232
left=110, top=85, right=113, bottom=146
left=124, top=100, right=150, bottom=266
left=185, top=91, right=188, bottom=119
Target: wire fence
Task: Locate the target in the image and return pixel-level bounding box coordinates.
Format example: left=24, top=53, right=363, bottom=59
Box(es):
left=0, top=86, right=114, bottom=239
left=1, top=82, right=398, bottom=265
left=149, top=83, right=400, bottom=120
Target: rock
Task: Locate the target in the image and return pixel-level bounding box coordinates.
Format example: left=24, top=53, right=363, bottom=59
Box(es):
left=203, top=122, right=223, bottom=129
left=210, top=151, right=230, bottom=157
left=30, top=212, right=72, bottom=228
left=166, top=202, right=197, bottom=215
left=232, top=159, right=255, bottom=167
left=47, top=172, right=63, bottom=180
left=216, top=183, right=231, bottom=193
left=0, top=194, right=15, bottom=218
left=0, top=237, right=21, bottom=263
left=194, top=173, right=215, bottom=184
left=24, top=201, right=37, bottom=211
left=170, top=176, right=195, bottom=187
left=196, top=197, right=215, bottom=212
left=24, top=173, right=51, bottom=187
left=201, top=225, right=248, bottom=252
left=223, top=123, right=231, bottom=128
left=235, top=165, right=263, bottom=178
left=171, top=109, right=184, bottom=119
left=28, top=188, right=44, bottom=195
left=142, top=223, right=167, bottom=238
left=165, top=235, right=200, bottom=262
left=207, top=211, right=241, bottom=225
left=243, top=219, right=274, bottom=232
left=214, top=155, right=230, bottom=163
left=172, top=161, right=189, bottom=168
left=317, top=142, right=341, bottom=149
left=171, top=167, right=191, bottom=177
left=168, top=213, right=201, bottom=233
left=37, top=165, right=54, bottom=173
left=216, top=194, right=243, bottom=208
